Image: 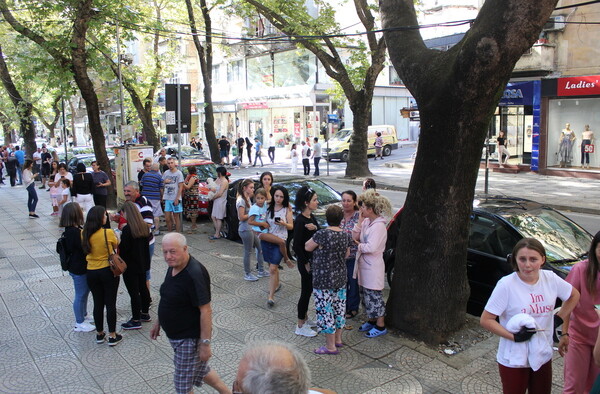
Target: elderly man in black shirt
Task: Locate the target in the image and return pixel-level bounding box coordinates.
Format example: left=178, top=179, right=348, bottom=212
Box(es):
left=150, top=233, right=228, bottom=394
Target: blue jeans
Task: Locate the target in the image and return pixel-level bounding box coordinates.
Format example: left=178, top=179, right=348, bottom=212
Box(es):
left=70, top=272, right=90, bottom=324
left=239, top=230, right=265, bottom=275
left=345, top=257, right=360, bottom=313
left=17, top=164, right=22, bottom=184
left=26, top=183, right=38, bottom=212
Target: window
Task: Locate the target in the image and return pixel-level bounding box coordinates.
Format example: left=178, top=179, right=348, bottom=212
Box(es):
left=389, top=66, right=403, bottom=86
left=469, top=214, right=517, bottom=258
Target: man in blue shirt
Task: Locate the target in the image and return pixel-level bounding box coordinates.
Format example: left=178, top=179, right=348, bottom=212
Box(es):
left=14, top=146, right=25, bottom=185
left=253, top=137, right=263, bottom=167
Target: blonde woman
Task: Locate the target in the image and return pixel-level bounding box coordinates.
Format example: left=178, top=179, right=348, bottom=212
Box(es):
left=352, top=189, right=392, bottom=338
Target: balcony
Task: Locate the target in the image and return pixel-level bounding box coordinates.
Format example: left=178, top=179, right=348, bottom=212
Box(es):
left=513, top=43, right=555, bottom=77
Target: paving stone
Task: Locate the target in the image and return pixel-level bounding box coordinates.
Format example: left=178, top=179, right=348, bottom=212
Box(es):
left=0, top=361, right=49, bottom=393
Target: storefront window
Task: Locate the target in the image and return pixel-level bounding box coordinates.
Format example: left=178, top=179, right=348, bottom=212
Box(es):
left=547, top=98, right=600, bottom=168
left=273, top=50, right=316, bottom=87
left=247, top=55, right=274, bottom=91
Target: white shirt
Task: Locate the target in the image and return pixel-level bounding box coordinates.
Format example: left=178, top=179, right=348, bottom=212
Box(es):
left=33, top=151, right=42, bottom=164
left=301, top=145, right=309, bottom=159
left=313, top=142, right=322, bottom=158
left=268, top=137, right=276, bottom=147
left=484, top=270, right=573, bottom=368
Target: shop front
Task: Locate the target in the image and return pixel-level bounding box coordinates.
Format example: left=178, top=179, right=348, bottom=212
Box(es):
left=539, top=75, right=600, bottom=177
left=490, top=81, right=541, bottom=168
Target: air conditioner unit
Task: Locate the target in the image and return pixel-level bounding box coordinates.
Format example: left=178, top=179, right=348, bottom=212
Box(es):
left=544, top=15, right=566, bottom=31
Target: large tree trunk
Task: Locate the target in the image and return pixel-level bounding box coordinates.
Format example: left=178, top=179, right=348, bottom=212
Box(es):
left=346, top=94, right=373, bottom=177
left=380, top=0, right=558, bottom=343
left=185, top=0, right=220, bottom=163
left=0, top=111, right=13, bottom=143
left=0, top=43, right=36, bottom=158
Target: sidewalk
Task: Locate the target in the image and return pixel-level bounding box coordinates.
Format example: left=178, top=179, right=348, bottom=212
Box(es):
left=0, top=179, right=566, bottom=393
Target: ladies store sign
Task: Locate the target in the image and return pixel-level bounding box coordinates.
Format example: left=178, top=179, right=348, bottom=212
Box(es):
left=557, top=75, right=600, bottom=96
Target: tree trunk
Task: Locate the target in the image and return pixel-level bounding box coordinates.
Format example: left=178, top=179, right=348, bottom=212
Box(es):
left=0, top=43, right=36, bottom=158
left=0, top=111, right=12, bottom=143
left=345, top=94, right=373, bottom=177
left=380, top=0, right=558, bottom=343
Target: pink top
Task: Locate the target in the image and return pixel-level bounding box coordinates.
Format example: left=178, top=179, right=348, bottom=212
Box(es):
left=566, top=260, right=600, bottom=345
left=352, top=216, right=387, bottom=290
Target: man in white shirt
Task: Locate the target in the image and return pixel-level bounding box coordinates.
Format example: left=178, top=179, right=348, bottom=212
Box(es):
left=32, top=147, right=42, bottom=178
left=267, top=134, right=276, bottom=164
left=311, top=137, right=322, bottom=176
left=301, top=141, right=310, bottom=175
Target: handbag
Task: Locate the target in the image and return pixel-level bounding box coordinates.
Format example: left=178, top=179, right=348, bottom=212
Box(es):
left=104, top=229, right=127, bottom=277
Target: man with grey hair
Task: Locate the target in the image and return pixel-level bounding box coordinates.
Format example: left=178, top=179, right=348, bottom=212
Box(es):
left=234, top=341, right=334, bottom=394
left=151, top=233, right=228, bottom=394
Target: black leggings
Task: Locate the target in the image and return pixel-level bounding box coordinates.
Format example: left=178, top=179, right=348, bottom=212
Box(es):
left=87, top=267, right=120, bottom=333
left=297, top=259, right=313, bottom=320
left=122, top=270, right=151, bottom=320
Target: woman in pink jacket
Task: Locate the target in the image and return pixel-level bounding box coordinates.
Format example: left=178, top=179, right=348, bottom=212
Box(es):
left=352, top=189, right=392, bottom=338
left=559, top=230, right=600, bottom=393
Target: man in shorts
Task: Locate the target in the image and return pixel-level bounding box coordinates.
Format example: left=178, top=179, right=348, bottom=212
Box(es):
left=162, top=158, right=184, bottom=232
left=217, top=135, right=230, bottom=165
left=150, top=233, right=228, bottom=394
left=140, top=163, right=164, bottom=236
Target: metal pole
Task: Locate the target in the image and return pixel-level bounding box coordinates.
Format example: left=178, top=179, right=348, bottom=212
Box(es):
left=484, top=137, right=489, bottom=194
left=116, top=21, right=125, bottom=144
left=177, top=81, right=182, bottom=232
left=62, top=98, right=68, bottom=163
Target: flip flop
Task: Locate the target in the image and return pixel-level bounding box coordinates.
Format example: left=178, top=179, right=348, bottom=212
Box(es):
left=345, top=310, right=358, bottom=319
left=314, top=346, right=339, bottom=355
left=208, top=236, right=221, bottom=240
left=335, top=343, right=344, bottom=348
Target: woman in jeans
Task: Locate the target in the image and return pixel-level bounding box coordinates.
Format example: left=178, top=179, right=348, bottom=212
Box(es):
left=59, top=202, right=94, bottom=332
left=82, top=206, right=122, bottom=346
left=119, top=201, right=151, bottom=330
left=293, top=186, right=320, bottom=337
left=236, top=178, right=266, bottom=281
left=22, top=160, right=39, bottom=218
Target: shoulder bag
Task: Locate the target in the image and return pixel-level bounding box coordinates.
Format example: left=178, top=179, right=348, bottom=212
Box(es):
left=104, top=229, right=127, bottom=277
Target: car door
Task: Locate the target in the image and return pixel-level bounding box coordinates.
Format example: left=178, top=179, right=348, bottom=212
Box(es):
left=466, top=212, right=519, bottom=314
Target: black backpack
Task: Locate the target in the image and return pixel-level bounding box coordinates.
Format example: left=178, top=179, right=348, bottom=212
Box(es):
left=306, top=147, right=312, bottom=157
left=56, top=232, right=70, bottom=271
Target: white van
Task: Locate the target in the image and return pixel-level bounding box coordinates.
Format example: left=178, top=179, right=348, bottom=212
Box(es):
left=323, top=125, right=398, bottom=161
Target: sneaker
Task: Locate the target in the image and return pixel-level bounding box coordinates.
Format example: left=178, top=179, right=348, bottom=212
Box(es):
left=267, top=299, right=275, bottom=308
left=257, top=270, right=270, bottom=278
left=121, top=319, right=142, bottom=330
left=96, top=332, right=106, bottom=343
left=244, top=273, right=259, bottom=281
left=140, top=313, right=152, bottom=322
left=38, top=185, right=45, bottom=189
left=108, top=334, right=123, bottom=346
left=74, top=322, right=95, bottom=332
left=295, top=323, right=317, bottom=337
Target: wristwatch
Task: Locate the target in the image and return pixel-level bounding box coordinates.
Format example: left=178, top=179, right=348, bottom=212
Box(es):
left=200, top=339, right=211, bottom=345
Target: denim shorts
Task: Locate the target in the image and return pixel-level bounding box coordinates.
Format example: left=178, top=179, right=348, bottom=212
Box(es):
left=164, top=199, right=183, bottom=213
left=261, top=240, right=283, bottom=265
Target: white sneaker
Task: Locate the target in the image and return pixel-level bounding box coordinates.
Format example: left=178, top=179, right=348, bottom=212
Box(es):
left=74, top=322, right=96, bottom=332
left=295, top=323, right=317, bottom=337
left=244, top=273, right=259, bottom=281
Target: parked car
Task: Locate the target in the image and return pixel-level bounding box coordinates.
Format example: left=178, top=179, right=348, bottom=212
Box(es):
left=323, top=125, right=398, bottom=162
left=384, top=196, right=592, bottom=315
left=68, top=154, right=115, bottom=176
left=163, top=144, right=208, bottom=160
left=222, top=177, right=342, bottom=252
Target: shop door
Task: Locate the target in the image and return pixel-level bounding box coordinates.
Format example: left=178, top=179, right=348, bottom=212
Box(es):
left=494, top=106, right=532, bottom=164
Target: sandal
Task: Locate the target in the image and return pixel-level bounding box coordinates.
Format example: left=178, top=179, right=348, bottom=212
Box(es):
left=364, top=327, right=388, bottom=338
left=208, top=235, right=221, bottom=240
left=335, top=343, right=344, bottom=348
left=358, top=321, right=375, bottom=332
left=314, top=346, right=339, bottom=355
left=345, top=310, right=358, bottom=319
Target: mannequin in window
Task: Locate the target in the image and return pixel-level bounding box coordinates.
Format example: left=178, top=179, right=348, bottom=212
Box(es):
left=496, top=130, right=510, bottom=168
left=581, top=124, right=594, bottom=169
left=559, top=123, right=576, bottom=167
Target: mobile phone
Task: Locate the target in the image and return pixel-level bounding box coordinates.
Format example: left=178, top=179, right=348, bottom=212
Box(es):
left=275, top=217, right=281, bottom=223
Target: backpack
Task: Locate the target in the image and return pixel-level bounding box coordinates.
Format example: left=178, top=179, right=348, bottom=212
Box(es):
left=306, top=147, right=312, bottom=157
left=56, top=232, right=70, bottom=271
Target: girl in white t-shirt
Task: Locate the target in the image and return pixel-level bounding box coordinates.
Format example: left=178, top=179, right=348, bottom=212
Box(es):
left=480, top=238, right=580, bottom=393
left=58, top=179, right=73, bottom=217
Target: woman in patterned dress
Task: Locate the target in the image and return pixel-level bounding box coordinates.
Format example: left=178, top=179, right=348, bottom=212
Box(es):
left=182, top=166, right=200, bottom=233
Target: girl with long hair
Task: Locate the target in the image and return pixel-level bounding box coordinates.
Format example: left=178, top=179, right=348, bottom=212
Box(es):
left=259, top=171, right=273, bottom=202
left=82, top=206, right=122, bottom=346
left=559, top=231, right=600, bottom=393
left=260, top=185, right=295, bottom=307
left=480, top=238, right=580, bottom=393
left=119, top=201, right=151, bottom=330
left=236, top=178, right=265, bottom=281
left=59, top=202, right=94, bottom=332
left=209, top=166, right=229, bottom=240
left=22, top=160, right=39, bottom=218
left=292, top=186, right=320, bottom=337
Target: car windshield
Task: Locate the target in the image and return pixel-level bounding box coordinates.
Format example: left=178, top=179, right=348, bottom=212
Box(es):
left=331, top=129, right=352, bottom=141
left=503, top=208, right=591, bottom=263
left=183, top=164, right=217, bottom=180
left=279, top=179, right=341, bottom=206
left=178, top=146, right=203, bottom=158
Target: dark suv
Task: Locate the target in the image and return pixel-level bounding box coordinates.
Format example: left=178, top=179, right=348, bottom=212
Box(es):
left=384, top=196, right=591, bottom=315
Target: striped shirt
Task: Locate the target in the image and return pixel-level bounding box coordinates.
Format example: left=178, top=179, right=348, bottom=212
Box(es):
left=140, top=171, right=163, bottom=200
left=134, top=195, right=155, bottom=244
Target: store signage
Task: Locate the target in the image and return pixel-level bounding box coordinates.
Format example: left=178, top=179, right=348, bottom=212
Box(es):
left=241, top=102, right=268, bottom=109
left=557, top=75, right=600, bottom=96
left=499, top=81, right=533, bottom=106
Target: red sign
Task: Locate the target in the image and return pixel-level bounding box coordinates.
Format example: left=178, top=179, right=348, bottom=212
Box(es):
left=241, top=102, right=268, bottom=109
left=557, top=75, right=600, bottom=96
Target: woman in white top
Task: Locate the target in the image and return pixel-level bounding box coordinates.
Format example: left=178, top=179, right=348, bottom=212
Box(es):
left=290, top=143, right=299, bottom=174
left=23, top=160, right=39, bottom=218
left=261, top=185, right=295, bottom=307
left=480, top=238, right=580, bottom=393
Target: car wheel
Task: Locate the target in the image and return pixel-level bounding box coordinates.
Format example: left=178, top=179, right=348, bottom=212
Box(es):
left=383, top=145, right=392, bottom=156
left=341, top=150, right=349, bottom=162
